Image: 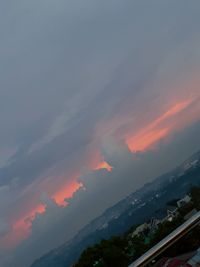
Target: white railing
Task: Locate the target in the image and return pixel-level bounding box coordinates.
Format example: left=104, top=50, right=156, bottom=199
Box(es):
left=128, top=211, right=200, bottom=267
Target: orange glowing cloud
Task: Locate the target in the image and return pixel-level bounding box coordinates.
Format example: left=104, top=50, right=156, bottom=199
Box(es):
left=0, top=179, right=83, bottom=249
left=13, top=204, right=46, bottom=238
left=0, top=204, right=45, bottom=249
left=52, top=156, right=113, bottom=207
left=1, top=95, right=198, bottom=251
left=126, top=98, right=195, bottom=152
left=146, top=98, right=194, bottom=129
left=0, top=138, right=113, bottom=251
left=94, top=160, right=113, bottom=172
left=128, top=128, right=169, bottom=152
left=50, top=150, right=113, bottom=208
left=89, top=151, right=113, bottom=172
left=52, top=180, right=83, bottom=207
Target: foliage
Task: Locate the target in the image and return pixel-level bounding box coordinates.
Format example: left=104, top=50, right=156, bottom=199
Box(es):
left=74, top=185, right=200, bottom=267
left=190, top=186, right=200, bottom=210
left=74, top=237, right=129, bottom=267
left=150, top=216, right=183, bottom=246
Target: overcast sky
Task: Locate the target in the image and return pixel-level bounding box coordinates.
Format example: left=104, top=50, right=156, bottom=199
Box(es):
left=0, top=1, right=200, bottom=266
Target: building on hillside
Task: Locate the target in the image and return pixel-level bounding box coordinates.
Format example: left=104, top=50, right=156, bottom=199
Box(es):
left=131, top=223, right=149, bottom=238
left=148, top=218, right=161, bottom=235
left=177, top=195, right=191, bottom=208
left=131, top=217, right=162, bottom=240
left=166, top=205, right=179, bottom=222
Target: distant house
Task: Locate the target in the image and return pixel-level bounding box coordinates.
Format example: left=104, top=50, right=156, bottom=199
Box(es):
left=131, top=218, right=161, bottom=239
left=148, top=218, right=161, bottom=235
left=166, top=204, right=179, bottom=222
left=177, top=195, right=191, bottom=208
left=131, top=223, right=149, bottom=238
left=161, top=194, right=193, bottom=223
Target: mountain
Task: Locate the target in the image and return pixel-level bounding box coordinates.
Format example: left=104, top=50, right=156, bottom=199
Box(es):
left=31, top=150, right=200, bottom=267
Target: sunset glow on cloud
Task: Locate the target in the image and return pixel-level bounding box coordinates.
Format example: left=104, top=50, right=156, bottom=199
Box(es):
left=126, top=98, right=196, bottom=152
left=0, top=204, right=46, bottom=250
left=51, top=152, right=113, bottom=207
left=1, top=2, right=200, bottom=266
left=93, top=160, right=113, bottom=172
left=52, top=154, right=113, bottom=207
left=0, top=95, right=198, bottom=252
left=52, top=180, right=83, bottom=207
left=127, top=128, right=169, bottom=152
left=0, top=181, right=82, bottom=249
left=0, top=152, right=114, bottom=250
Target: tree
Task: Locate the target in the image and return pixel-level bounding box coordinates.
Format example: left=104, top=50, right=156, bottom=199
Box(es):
left=190, top=186, right=200, bottom=210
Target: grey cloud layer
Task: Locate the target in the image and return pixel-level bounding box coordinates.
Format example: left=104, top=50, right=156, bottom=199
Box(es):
left=8, top=120, right=200, bottom=267
left=0, top=1, right=200, bottom=267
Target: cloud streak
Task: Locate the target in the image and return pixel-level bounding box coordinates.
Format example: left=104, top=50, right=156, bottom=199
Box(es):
left=126, top=97, right=198, bottom=152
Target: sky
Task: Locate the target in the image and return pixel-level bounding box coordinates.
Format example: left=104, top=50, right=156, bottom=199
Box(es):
left=0, top=1, right=200, bottom=266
